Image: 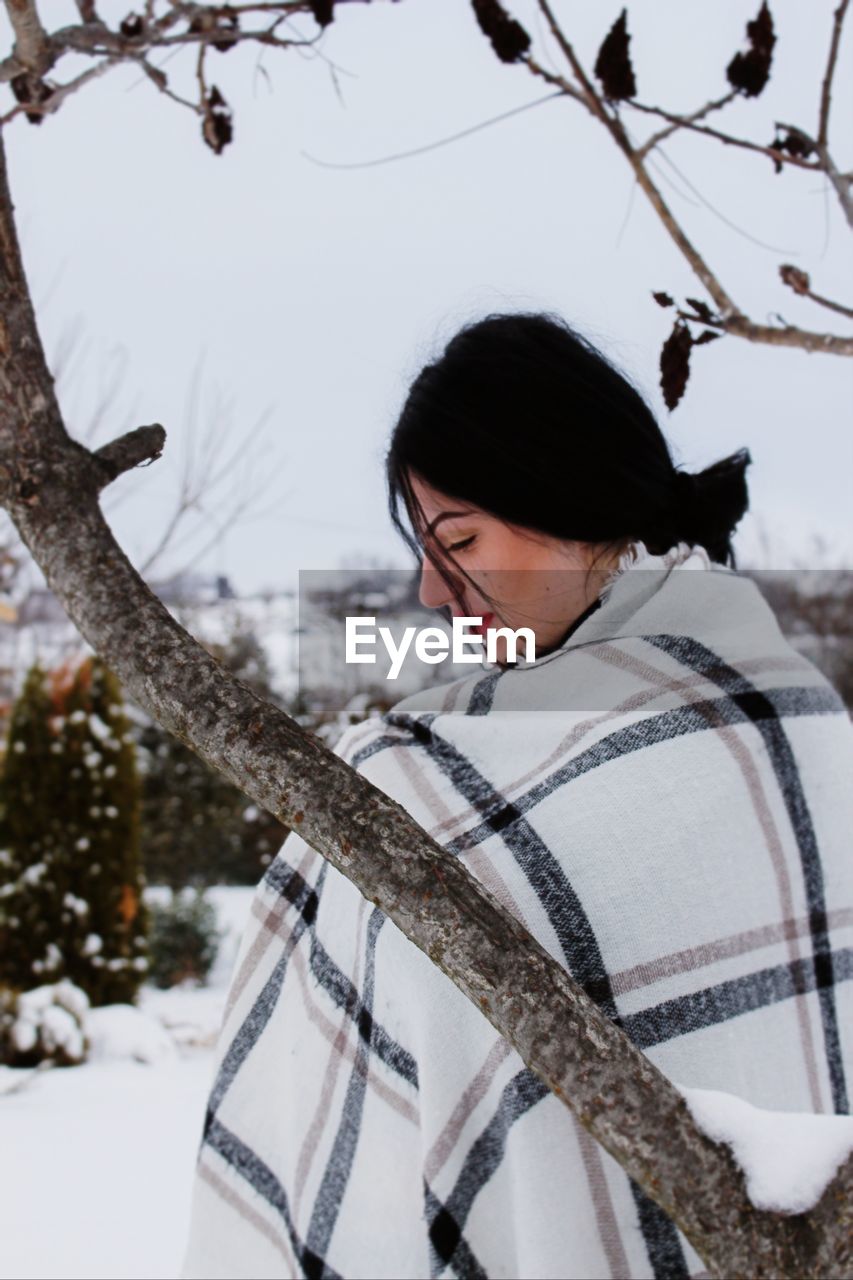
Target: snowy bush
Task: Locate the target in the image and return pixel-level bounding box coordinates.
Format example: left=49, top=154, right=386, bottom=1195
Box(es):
left=146, top=891, right=221, bottom=989
left=0, top=979, right=89, bottom=1067
left=0, top=657, right=148, bottom=1006
left=85, top=1003, right=176, bottom=1065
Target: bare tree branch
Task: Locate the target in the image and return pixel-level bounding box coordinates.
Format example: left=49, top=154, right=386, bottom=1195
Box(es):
left=535, top=0, right=741, bottom=318
left=0, top=55, right=120, bottom=126
left=2, top=0, right=50, bottom=71
left=529, top=0, right=853, bottom=358
left=635, top=91, right=738, bottom=159
left=92, top=424, right=166, bottom=488
left=818, top=0, right=850, bottom=148
left=0, top=1, right=849, bottom=360
left=779, top=263, right=853, bottom=322
left=630, top=99, right=820, bottom=172
left=135, top=395, right=278, bottom=579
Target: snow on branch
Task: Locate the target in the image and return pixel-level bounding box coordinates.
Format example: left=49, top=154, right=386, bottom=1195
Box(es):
left=681, top=1086, right=853, bottom=1216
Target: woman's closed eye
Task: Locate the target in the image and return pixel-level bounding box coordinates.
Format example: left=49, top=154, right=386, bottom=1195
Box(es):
left=446, top=534, right=476, bottom=553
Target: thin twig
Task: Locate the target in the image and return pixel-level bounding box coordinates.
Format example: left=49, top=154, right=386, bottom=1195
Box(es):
left=629, top=100, right=821, bottom=173
left=535, top=0, right=742, bottom=319
left=134, top=55, right=201, bottom=112
left=301, top=90, right=568, bottom=170
left=818, top=0, right=850, bottom=147
left=637, top=91, right=737, bottom=158
left=0, top=55, right=121, bottom=125
left=779, top=265, right=853, bottom=321
left=652, top=147, right=799, bottom=254
left=801, top=290, right=853, bottom=321
left=196, top=32, right=208, bottom=105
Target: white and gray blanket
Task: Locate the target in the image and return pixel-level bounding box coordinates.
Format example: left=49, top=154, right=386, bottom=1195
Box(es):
left=182, top=542, right=853, bottom=1280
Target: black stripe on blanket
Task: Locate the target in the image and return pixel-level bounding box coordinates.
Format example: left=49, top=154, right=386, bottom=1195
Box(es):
left=629, top=1181, right=691, bottom=1280
left=304, top=908, right=388, bottom=1265
left=424, top=1186, right=488, bottom=1280
left=203, top=866, right=418, bottom=1275
left=440, top=685, right=842, bottom=858
left=425, top=1068, right=550, bottom=1279
left=646, top=634, right=849, bottom=1114
left=206, top=1116, right=341, bottom=1279
left=204, top=859, right=416, bottom=1132
left=424, top=1066, right=688, bottom=1280
left=309, top=932, right=418, bottom=1087
left=205, top=859, right=327, bottom=1124
left=466, top=669, right=503, bottom=717
left=381, top=712, right=621, bottom=1021
left=627, top=946, right=853, bottom=1048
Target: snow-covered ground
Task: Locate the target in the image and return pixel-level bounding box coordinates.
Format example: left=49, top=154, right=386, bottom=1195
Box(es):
left=0, top=887, right=255, bottom=1280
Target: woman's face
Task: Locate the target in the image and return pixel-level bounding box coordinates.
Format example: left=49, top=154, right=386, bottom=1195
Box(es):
left=408, top=473, right=624, bottom=662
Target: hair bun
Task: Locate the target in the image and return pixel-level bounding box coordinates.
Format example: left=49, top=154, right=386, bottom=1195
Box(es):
left=673, top=469, right=698, bottom=513
left=671, top=447, right=752, bottom=564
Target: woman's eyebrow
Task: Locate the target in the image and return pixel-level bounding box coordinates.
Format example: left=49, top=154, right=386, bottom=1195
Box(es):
left=425, top=510, right=474, bottom=537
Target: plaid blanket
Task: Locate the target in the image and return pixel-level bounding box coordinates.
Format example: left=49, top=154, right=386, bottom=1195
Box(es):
left=182, top=542, right=853, bottom=1280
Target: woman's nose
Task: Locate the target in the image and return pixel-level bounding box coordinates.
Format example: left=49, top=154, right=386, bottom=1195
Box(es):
left=419, top=556, right=459, bottom=609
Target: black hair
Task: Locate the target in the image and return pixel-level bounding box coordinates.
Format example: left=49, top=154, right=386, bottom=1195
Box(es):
left=386, top=312, right=750, bottom=599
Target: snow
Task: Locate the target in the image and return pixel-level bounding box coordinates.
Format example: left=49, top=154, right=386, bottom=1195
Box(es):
left=86, top=1004, right=177, bottom=1065
left=87, top=713, right=112, bottom=741
left=10, top=981, right=90, bottom=1064
left=0, top=886, right=256, bottom=1280
left=680, top=1085, right=853, bottom=1215
left=37, top=1006, right=86, bottom=1062
left=0, top=1056, right=215, bottom=1280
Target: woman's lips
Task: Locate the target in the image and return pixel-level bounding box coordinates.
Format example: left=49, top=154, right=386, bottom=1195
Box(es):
left=448, top=609, right=495, bottom=636
left=471, top=612, right=494, bottom=636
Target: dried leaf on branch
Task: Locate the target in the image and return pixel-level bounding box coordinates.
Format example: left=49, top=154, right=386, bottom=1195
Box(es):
left=190, top=7, right=241, bottom=50
left=779, top=264, right=811, bottom=296
left=10, top=74, right=52, bottom=125
left=119, top=13, right=144, bottom=40
left=471, top=0, right=531, bottom=64
left=660, top=320, right=693, bottom=410
left=594, top=9, right=637, bottom=101
left=770, top=124, right=816, bottom=167
left=727, top=2, right=776, bottom=97
left=202, top=87, right=233, bottom=156
left=685, top=298, right=716, bottom=324
left=309, top=0, right=335, bottom=28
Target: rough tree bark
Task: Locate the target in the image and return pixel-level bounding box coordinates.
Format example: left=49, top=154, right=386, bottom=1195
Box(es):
left=0, top=129, right=850, bottom=1277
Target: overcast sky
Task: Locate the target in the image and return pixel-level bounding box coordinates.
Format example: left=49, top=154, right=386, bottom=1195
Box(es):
left=3, top=0, right=852, bottom=593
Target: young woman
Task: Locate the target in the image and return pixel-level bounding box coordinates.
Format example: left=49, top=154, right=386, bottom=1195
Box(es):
left=183, top=313, right=853, bottom=1280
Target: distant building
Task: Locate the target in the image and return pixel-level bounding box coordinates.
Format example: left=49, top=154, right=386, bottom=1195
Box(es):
left=150, top=572, right=236, bottom=607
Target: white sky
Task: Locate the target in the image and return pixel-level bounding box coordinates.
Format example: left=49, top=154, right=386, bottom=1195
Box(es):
left=3, top=0, right=852, bottom=592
